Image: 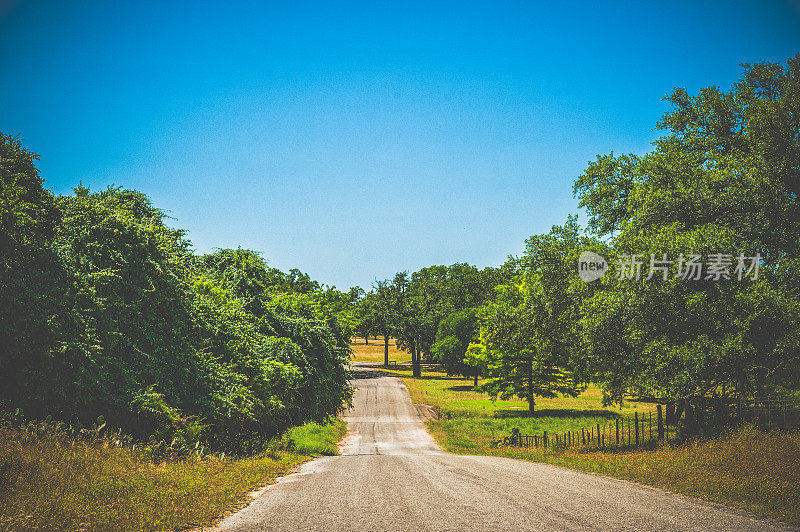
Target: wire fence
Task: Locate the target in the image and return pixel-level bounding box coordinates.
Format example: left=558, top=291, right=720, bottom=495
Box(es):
left=495, top=397, right=800, bottom=451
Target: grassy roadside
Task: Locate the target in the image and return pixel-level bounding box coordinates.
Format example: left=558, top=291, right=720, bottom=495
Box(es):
left=395, top=369, right=800, bottom=526
left=0, top=420, right=346, bottom=531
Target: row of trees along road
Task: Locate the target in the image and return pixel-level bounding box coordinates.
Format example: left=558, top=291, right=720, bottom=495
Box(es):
left=349, top=55, right=800, bottom=421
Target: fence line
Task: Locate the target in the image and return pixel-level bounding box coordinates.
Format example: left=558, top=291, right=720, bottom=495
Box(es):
left=496, top=397, right=800, bottom=451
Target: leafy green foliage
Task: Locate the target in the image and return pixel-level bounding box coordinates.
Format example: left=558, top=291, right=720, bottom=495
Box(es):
left=432, top=308, right=479, bottom=377
left=375, top=264, right=503, bottom=376
left=576, top=55, right=800, bottom=404
left=0, top=143, right=352, bottom=453
left=479, top=219, right=590, bottom=412
left=0, top=134, right=59, bottom=266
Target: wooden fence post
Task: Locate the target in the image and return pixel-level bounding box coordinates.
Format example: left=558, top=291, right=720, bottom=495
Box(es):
left=767, top=401, right=771, bottom=430
left=657, top=404, right=664, bottom=441
left=543, top=430, right=548, bottom=447
left=582, top=427, right=585, bottom=445
left=616, top=419, right=619, bottom=446
left=635, top=412, right=639, bottom=446
left=784, top=403, right=788, bottom=430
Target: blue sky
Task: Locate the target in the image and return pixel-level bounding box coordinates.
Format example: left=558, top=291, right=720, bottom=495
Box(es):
left=1, top=1, right=799, bottom=289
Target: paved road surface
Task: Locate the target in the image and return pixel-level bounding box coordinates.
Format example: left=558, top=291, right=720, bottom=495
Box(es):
left=218, top=364, right=796, bottom=531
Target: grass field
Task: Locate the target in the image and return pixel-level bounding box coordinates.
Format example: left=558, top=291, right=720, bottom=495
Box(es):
left=0, top=420, right=346, bottom=531
left=389, top=366, right=800, bottom=526
left=349, top=336, right=411, bottom=364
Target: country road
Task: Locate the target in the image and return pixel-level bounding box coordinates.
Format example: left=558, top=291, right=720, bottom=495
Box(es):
left=217, top=364, right=796, bottom=531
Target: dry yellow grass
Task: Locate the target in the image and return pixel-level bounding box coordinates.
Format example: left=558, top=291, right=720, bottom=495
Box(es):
left=0, top=421, right=345, bottom=531
left=429, top=425, right=800, bottom=526
left=349, top=336, right=411, bottom=364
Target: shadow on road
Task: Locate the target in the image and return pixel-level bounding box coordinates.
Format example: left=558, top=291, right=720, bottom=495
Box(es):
left=347, top=368, right=386, bottom=380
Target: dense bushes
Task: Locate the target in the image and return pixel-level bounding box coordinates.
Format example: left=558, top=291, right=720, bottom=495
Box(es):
left=0, top=135, right=352, bottom=453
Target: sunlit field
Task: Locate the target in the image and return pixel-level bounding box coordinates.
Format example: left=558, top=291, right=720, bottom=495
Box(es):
left=392, top=368, right=659, bottom=452
left=349, top=336, right=411, bottom=364
left=391, top=367, right=656, bottom=420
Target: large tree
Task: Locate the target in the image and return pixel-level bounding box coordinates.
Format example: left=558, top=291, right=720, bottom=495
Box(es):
left=376, top=273, right=426, bottom=376
left=575, top=55, right=800, bottom=405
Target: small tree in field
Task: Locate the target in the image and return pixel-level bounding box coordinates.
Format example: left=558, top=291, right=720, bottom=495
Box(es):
left=480, top=284, right=580, bottom=413
left=432, top=307, right=479, bottom=380
left=463, top=342, right=488, bottom=388
left=480, top=220, right=588, bottom=413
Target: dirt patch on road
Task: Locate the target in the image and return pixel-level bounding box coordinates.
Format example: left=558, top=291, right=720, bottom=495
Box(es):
left=415, top=404, right=442, bottom=421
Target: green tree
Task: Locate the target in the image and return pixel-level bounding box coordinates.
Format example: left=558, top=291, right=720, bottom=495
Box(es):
left=480, top=220, right=588, bottom=413
left=0, top=134, right=67, bottom=416
left=0, top=133, right=59, bottom=267
left=575, top=55, right=800, bottom=406
left=431, top=308, right=479, bottom=378
left=371, top=285, right=395, bottom=365
left=376, top=273, right=424, bottom=376
left=353, top=289, right=378, bottom=344
left=463, top=342, right=489, bottom=388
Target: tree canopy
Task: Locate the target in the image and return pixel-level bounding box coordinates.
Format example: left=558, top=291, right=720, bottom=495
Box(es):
left=575, top=55, right=800, bottom=405
left=0, top=142, right=353, bottom=453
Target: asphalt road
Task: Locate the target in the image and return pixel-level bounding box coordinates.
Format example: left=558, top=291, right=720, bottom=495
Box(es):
left=217, top=364, right=796, bottom=531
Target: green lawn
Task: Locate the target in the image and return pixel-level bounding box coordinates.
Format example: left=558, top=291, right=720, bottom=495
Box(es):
left=388, top=367, right=656, bottom=444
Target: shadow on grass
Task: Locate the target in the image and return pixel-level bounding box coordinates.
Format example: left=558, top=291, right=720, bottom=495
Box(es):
left=394, top=372, right=463, bottom=381
left=492, top=408, right=622, bottom=420
left=447, top=385, right=476, bottom=392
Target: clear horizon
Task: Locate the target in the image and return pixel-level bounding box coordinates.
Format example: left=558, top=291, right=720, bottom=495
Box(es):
left=2, top=0, right=799, bottom=289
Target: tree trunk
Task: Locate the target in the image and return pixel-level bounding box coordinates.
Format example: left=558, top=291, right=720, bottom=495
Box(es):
left=412, top=343, right=421, bottom=378
left=365, top=336, right=369, bottom=345
left=383, top=335, right=389, bottom=366
left=527, top=357, right=535, bottom=415
left=473, top=371, right=478, bottom=388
